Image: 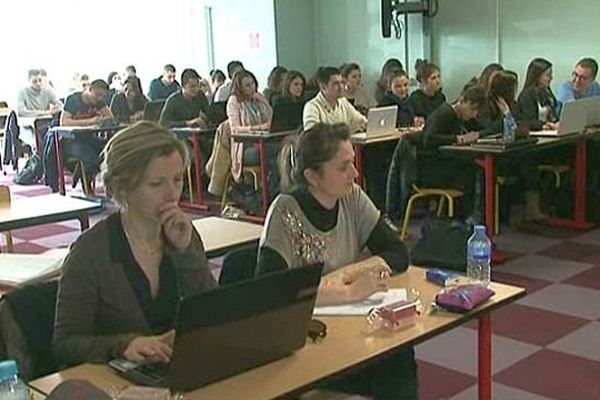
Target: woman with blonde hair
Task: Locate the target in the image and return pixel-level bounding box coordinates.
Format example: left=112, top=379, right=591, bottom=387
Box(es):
left=54, top=121, right=216, bottom=366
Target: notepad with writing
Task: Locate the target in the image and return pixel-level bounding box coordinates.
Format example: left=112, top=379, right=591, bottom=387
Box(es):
left=0, top=250, right=68, bottom=287
left=313, top=288, right=407, bottom=316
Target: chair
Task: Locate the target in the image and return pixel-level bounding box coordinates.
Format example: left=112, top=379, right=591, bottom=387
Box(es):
left=218, top=244, right=259, bottom=285
left=0, top=185, right=14, bottom=252
left=0, top=280, right=59, bottom=380
left=67, top=159, right=94, bottom=196
left=142, top=100, right=166, bottom=122
left=220, top=166, right=262, bottom=212
left=494, top=176, right=519, bottom=235
left=400, top=184, right=464, bottom=241
left=538, top=164, right=570, bottom=188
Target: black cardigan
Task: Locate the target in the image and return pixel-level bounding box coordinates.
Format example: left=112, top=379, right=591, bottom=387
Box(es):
left=516, top=87, right=558, bottom=131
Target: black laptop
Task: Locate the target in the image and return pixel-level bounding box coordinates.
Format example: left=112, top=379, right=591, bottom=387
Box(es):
left=270, top=101, right=305, bottom=132
left=109, top=263, right=323, bottom=392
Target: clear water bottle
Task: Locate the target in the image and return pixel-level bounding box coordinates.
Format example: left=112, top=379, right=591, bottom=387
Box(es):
left=467, top=225, right=491, bottom=286
left=503, top=113, right=517, bottom=144
left=0, top=360, right=30, bottom=400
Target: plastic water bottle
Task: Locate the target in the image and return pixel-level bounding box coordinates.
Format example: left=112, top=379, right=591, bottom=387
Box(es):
left=467, top=225, right=492, bottom=286
left=503, top=113, right=517, bottom=144
left=0, top=360, right=30, bottom=400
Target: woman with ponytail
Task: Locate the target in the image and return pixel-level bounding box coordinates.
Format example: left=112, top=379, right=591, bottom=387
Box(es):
left=257, top=122, right=417, bottom=400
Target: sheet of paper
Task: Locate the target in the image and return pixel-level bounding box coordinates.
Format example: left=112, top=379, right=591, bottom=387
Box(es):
left=313, top=288, right=407, bottom=316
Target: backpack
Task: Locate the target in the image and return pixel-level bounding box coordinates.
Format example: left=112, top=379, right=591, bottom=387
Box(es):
left=14, top=154, right=43, bottom=185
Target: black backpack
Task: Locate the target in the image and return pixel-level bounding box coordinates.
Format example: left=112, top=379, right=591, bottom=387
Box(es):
left=14, top=154, right=43, bottom=185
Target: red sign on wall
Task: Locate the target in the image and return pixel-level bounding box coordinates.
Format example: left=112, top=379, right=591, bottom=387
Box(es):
left=249, top=32, right=260, bottom=49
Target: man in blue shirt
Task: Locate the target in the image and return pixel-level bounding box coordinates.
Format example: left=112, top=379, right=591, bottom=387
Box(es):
left=557, top=58, right=600, bottom=113
left=148, top=64, right=181, bottom=101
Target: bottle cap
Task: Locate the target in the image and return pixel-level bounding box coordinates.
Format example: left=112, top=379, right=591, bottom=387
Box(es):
left=0, top=360, right=18, bottom=381
left=474, top=225, right=487, bottom=234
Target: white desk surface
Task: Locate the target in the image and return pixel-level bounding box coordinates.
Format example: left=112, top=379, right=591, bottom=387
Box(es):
left=0, top=194, right=99, bottom=225
left=192, top=217, right=263, bottom=255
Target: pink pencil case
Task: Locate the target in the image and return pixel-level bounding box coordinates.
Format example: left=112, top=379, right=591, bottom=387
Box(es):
left=435, top=284, right=495, bottom=313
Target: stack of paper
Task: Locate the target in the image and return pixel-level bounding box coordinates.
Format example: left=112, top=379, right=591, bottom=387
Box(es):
left=0, top=249, right=68, bottom=287
left=313, top=288, right=408, bottom=316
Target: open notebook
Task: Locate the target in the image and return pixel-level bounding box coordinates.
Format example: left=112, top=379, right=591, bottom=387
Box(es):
left=0, top=248, right=68, bottom=287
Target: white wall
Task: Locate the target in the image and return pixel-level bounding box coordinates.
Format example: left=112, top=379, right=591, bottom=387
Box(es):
left=432, top=0, right=600, bottom=100
left=202, top=0, right=277, bottom=89
left=311, top=0, right=424, bottom=90
left=1, top=0, right=278, bottom=108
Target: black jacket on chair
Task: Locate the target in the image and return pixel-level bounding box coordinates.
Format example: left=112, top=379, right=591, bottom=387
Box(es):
left=385, top=135, right=421, bottom=222
left=2, top=110, right=20, bottom=169
left=0, top=280, right=59, bottom=380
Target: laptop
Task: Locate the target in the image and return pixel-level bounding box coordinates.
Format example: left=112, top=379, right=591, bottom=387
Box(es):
left=270, top=101, right=305, bottom=132
left=109, top=263, right=323, bottom=392
left=530, top=99, right=586, bottom=137
left=353, top=105, right=398, bottom=140
left=578, top=96, right=600, bottom=127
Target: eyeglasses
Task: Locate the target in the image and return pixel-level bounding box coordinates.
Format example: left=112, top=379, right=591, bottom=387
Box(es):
left=572, top=71, right=592, bottom=82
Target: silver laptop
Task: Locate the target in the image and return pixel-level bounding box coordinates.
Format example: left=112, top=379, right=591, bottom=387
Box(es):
left=530, top=99, right=586, bottom=137
left=578, top=96, right=600, bottom=127
left=353, top=106, right=398, bottom=140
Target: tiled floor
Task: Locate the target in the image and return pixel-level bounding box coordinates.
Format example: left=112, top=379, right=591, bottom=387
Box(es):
left=2, top=170, right=599, bottom=400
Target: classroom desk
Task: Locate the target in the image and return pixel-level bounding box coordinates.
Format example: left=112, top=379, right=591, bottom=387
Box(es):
left=29, top=267, right=525, bottom=400
left=192, top=216, right=262, bottom=258
left=440, top=131, right=597, bottom=257
left=19, top=115, right=53, bottom=155
left=231, top=130, right=296, bottom=218
left=50, top=126, right=124, bottom=195
left=29, top=387, right=46, bottom=399
left=171, top=126, right=216, bottom=213
left=0, top=194, right=101, bottom=233
left=0, top=250, right=68, bottom=296
left=350, top=128, right=420, bottom=188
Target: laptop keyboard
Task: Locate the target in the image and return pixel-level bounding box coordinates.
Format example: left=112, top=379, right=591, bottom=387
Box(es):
left=124, top=362, right=170, bottom=387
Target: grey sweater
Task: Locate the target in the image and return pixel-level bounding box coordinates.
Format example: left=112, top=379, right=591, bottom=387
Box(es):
left=53, top=215, right=217, bottom=366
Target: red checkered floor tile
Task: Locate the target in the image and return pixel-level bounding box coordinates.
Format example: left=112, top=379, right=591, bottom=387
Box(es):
left=2, top=172, right=600, bottom=400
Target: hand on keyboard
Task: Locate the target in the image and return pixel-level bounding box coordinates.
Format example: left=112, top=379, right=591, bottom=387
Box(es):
left=123, top=330, right=175, bottom=364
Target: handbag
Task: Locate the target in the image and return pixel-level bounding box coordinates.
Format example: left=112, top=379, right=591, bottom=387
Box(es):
left=410, top=215, right=472, bottom=272
left=435, top=284, right=495, bottom=313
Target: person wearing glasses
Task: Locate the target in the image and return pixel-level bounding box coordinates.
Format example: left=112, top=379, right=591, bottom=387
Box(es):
left=557, top=58, right=600, bottom=113
left=257, top=122, right=416, bottom=400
